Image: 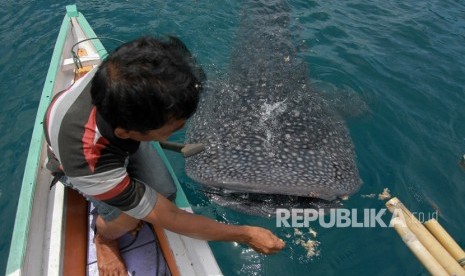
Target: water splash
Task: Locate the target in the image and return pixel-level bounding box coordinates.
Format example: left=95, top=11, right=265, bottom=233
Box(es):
left=258, top=98, right=288, bottom=152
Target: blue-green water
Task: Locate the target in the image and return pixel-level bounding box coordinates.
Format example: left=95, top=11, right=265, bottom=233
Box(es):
left=1, top=1, right=464, bottom=275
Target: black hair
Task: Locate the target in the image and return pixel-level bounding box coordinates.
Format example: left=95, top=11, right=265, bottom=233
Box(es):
left=91, top=36, right=205, bottom=132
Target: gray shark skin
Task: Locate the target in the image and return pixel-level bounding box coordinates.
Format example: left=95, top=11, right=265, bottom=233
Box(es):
left=185, top=0, right=361, bottom=213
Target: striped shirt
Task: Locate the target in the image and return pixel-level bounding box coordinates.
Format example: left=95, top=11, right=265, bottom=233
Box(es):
left=43, top=68, right=157, bottom=219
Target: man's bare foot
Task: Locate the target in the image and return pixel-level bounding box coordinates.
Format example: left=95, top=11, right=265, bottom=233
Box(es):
left=94, top=233, right=127, bottom=276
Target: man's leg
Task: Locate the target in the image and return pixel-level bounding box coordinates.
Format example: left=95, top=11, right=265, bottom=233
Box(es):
left=92, top=202, right=139, bottom=276
left=95, top=211, right=139, bottom=239
left=127, top=141, right=177, bottom=200
left=87, top=141, right=175, bottom=275
left=60, top=175, right=139, bottom=274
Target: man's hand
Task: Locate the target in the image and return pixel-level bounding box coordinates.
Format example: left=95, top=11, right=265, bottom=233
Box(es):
left=242, top=226, right=285, bottom=254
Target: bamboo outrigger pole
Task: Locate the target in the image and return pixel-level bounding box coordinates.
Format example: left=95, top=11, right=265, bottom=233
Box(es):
left=425, top=218, right=465, bottom=269
left=390, top=217, right=448, bottom=275
left=386, top=197, right=465, bottom=275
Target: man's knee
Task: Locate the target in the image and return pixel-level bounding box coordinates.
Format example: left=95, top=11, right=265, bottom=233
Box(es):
left=162, top=182, right=177, bottom=201
left=166, top=190, right=177, bottom=201
left=96, top=213, right=140, bottom=240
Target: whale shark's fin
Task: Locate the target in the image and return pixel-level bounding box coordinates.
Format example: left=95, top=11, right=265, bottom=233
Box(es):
left=311, top=80, right=371, bottom=119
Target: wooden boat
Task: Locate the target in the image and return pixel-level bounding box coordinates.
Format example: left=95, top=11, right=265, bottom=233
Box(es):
left=6, top=5, right=221, bottom=276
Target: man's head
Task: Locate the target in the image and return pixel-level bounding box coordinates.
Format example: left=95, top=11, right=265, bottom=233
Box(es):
left=91, top=36, right=205, bottom=140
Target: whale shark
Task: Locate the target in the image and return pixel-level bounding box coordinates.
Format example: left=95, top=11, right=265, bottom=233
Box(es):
left=185, top=0, right=361, bottom=215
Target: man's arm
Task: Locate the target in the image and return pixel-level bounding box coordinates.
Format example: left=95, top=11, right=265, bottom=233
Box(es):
left=143, top=195, right=285, bottom=254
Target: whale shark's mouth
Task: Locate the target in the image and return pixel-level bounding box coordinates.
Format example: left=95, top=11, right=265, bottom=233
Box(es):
left=201, top=186, right=343, bottom=217
left=186, top=170, right=357, bottom=202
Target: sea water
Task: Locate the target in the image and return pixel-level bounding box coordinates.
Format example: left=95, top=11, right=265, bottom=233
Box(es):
left=1, top=0, right=464, bottom=275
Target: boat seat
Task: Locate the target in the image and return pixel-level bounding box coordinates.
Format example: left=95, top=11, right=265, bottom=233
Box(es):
left=63, top=53, right=101, bottom=72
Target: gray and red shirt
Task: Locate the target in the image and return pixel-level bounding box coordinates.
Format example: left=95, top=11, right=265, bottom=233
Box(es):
left=43, top=69, right=157, bottom=219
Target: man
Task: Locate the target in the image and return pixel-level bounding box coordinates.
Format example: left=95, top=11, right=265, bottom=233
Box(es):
left=44, top=36, right=284, bottom=275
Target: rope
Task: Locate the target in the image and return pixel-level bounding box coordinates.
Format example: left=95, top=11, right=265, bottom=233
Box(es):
left=71, top=37, right=126, bottom=69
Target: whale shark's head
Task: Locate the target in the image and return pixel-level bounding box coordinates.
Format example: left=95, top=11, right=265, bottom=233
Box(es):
left=185, top=81, right=361, bottom=215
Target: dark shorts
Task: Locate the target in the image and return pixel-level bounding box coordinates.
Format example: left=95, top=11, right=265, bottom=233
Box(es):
left=62, top=142, right=177, bottom=221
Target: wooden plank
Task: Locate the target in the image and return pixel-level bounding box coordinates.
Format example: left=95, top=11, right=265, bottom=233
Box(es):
left=63, top=189, right=88, bottom=276
left=153, top=224, right=181, bottom=276
left=62, top=55, right=101, bottom=71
